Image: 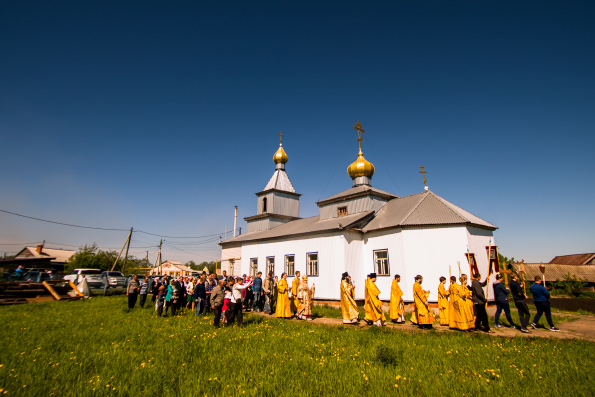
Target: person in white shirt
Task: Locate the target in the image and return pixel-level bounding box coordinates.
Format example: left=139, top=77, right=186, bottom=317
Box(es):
left=186, top=277, right=195, bottom=309
left=227, top=277, right=253, bottom=326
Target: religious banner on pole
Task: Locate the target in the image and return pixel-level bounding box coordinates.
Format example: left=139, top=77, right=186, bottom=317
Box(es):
left=485, top=245, right=500, bottom=273
left=464, top=252, right=479, bottom=275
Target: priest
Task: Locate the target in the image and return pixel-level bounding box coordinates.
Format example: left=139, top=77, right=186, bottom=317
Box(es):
left=438, top=276, right=450, bottom=326
left=390, top=274, right=405, bottom=323
left=364, top=273, right=385, bottom=326
left=275, top=272, right=292, bottom=318
left=412, top=275, right=434, bottom=329
left=290, top=271, right=301, bottom=317
left=340, top=272, right=359, bottom=324
left=297, top=275, right=315, bottom=321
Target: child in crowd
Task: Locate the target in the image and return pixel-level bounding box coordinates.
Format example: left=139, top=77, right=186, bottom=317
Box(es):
left=222, top=288, right=232, bottom=325
left=156, top=285, right=166, bottom=317
left=171, top=290, right=179, bottom=316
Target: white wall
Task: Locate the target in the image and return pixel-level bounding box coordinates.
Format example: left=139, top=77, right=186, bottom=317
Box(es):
left=365, top=226, right=470, bottom=302
left=466, top=226, right=496, bottom=301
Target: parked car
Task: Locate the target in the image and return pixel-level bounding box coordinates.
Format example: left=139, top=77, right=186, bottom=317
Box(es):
left=102, top=271, right=128, bottom=288
left=63, top=269, right=104, bottom=287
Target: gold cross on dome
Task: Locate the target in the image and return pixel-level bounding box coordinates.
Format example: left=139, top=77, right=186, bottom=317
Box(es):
left=353, top=121, right=365, bottom=150
left=279, top=130, right=284, bottom=144
left=419, top=164, right=428, bottom=188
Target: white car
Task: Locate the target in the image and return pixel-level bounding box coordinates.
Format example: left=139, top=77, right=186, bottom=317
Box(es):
left=63, top=269, right=104, bottom=287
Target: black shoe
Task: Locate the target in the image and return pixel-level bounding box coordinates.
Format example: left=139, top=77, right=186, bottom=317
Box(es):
left=550, top=327, right=560, bottom=332
left=520, top=328, right=531, bottom=334
left=530, top=322, right=537, bottom=329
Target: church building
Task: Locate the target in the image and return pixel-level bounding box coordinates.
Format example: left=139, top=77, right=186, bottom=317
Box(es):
left=219, top=123, right=498, bottom=302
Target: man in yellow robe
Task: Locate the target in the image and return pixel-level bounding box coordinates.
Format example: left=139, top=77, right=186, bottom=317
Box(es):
left=449, top=274, right=474, bottom=330
left=390, top=274, right=405, bottom=323
left=412, top=275, right=434, bottom=329
left=290, top=271, right=301, bottom=316
left=297, top=275, right=315, bottom=321
left=364, top=273, right=385, bottom=326
left=275, top=272, right=292, bottom=318
left=438, top=276, right=450, bottom=326
left=340, top=272, right=359, bottom=324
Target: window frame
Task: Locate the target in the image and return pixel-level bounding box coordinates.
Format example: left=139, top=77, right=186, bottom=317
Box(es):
left=249, top=258, right=258, bottom=277
left=306, top=252, right=319, bottom=277
left=337, top=206, right=348, bottom=216
left=284, top=254, right=295, bottom=277
left=373, top=249, right=390, bottom=276
left=266, top=256, right=275, bottom=276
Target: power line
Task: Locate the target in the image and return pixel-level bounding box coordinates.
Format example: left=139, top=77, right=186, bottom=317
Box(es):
left=0, top=208, right=239, bottom=240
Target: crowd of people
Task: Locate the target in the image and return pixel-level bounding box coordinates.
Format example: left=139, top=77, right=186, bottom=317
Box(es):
left=358, top=271, right=560, bottom=333
left=125, top=269, right=316, bottom=328
left=126, top=268, right=559, bottom=334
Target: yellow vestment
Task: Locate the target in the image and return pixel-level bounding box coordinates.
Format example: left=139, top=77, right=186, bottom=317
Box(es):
left=449, top=282, right=474, bottom=330
left=389, top=279, right=404, bottom=321
left=412, top=282, right=434, bottom=325
left=438, top=283, right=450, bottom=326
left=290, top=277, right=300, bottom=312
left=340, top=279, right=359, bottom=322
left=275, top=279, right=292, bottom=318
left=364, top=278, right=385, bottom=323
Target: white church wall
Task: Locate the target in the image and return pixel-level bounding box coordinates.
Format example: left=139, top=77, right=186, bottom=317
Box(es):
left=239, top=232, right=351, bottom=300
left=365, top=226, right=469, bottom=302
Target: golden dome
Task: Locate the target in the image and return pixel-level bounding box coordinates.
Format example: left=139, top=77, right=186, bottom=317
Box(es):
left=347, top=150, right=375, bottom=178
left=273, top=144, right=288, bottom=164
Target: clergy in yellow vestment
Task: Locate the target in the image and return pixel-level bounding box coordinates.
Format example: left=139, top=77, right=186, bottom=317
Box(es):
left=390, top=274, right=405, bottom=323
left=449, top=275, right=474, bottom=330
left=297, top=275, right=315, bottom=321
left=438, top=276, right=450, bottom=326
left=290, top=271, right=301, bottom=314
left=364, top=273, right=385, bottom=326
left=412, top=275, right=434, bottom=329
left=340, top=272, right=359, bottom=324
left=275, top=273, right=292, bottom=318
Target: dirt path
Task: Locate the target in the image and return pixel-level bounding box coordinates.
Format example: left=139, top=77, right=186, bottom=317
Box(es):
left=249, top=311, right=595, bottom=342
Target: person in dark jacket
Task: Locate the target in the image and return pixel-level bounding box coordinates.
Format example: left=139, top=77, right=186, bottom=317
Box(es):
left=510, top=273, right=531, bottom=333
left=492, top=274, right=516, bottom=329
left=194, top=275, right=207, bottom=317
left=471, top=273, right=494, bottom=333
left=251, top=272, right=263, bottom=312
left=530, top=276, right=559, bottom=331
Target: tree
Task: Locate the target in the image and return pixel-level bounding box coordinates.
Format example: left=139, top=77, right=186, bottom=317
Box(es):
left=552, top=273, right=588, bottom=297
left=66, top=243, right=144, bottom=274
left=186, top=260, right=198, bottom=270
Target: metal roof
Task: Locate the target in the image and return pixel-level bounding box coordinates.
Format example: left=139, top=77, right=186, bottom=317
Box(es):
left=519, top=263, right=595, bottom=283
left=15, top=246, right=77, bottom=263
left=263, top=170, right=295, bottom=193
left=362, top=190, right=497, bottom=232
left=549, top=253, right=595, bottom=266
left=220, top=210, right=375, bottom=245
left=316, top=185, right=397, bottom=205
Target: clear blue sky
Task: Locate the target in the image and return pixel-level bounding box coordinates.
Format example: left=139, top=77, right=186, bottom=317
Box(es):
left=1, top=1, right=594, bottom=264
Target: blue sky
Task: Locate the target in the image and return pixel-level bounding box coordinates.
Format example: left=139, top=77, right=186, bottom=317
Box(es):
left=1, top=1, right=594, bottom=263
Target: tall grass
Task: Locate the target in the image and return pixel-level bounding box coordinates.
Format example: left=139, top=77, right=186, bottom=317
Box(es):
left=0, top=296, right=594, bottom=396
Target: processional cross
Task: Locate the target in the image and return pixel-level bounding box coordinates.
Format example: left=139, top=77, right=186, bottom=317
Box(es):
left=353, top=121, right=365, bottom=150
left=419, top=164, right=428, bottom=188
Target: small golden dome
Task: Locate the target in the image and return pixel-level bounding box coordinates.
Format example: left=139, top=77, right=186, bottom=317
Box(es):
left=273, top=144, right=288, bottom=164
left=347, top=150, right=375, bottom=179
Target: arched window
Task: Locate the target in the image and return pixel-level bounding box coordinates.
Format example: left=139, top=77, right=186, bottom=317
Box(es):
left=262, top=197, right=267, bottom=213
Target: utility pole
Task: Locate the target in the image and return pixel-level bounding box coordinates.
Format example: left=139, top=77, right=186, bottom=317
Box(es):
left=156, top=239, right=163, bottom=276
left=233, top=206, right=238, bottom=238
left=111, top=227, right=133, bottom=271
left=122, top=227, right=133, bottom=274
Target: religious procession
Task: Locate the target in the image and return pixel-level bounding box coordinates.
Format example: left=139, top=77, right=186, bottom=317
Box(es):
left=349, top=270, right=560, bottom=333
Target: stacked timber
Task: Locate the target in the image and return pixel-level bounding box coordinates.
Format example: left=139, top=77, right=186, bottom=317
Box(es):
left=0, top=280, right=83, bottom=305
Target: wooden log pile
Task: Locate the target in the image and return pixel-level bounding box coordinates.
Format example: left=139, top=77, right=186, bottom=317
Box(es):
left=0, top=280, right=83, bottom=306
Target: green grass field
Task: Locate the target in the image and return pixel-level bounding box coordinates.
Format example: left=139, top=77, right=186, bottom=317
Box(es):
left=1, top=296, right=594, bottom=396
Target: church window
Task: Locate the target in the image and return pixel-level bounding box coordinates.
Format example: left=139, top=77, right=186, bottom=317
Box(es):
left=337, top=206, right=348, bottom=216
left=250, top=258, right=258, bottom=277
left=306, top=252, right=318, bottom=276
left=284, top=255, right=295, bottom=276
left=229, top=259, right=235, bottom=276
left=374, top=250, right=390, bottom=275
left=262, top=197, right=268, bottom=213
left=266, top=257, right=275, bottom=276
